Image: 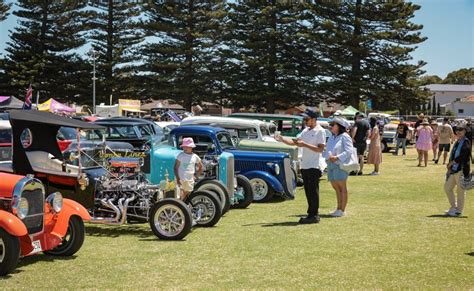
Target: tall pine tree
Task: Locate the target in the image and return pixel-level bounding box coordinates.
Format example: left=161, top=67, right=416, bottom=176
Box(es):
left=3, top=1, right=90, bottom=102
left=312, top=0, right=427, bottom=110
left=88, top=0, right=144, bottom=103
left=0, top=0, right=10, bottom=21
left=140, top=0, right=226, bottom=111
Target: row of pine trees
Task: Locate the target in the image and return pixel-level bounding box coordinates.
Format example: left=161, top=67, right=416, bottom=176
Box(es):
left=0, top=0, right=428, bottom=113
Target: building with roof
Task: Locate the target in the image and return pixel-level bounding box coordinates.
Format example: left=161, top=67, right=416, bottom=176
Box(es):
left=424, top=84, right=474, bottom=116
left=441, top=95, right=474, bottom=118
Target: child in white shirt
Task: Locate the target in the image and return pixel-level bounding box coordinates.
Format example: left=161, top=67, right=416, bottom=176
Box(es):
left=174, top=137, right=203, bottom=201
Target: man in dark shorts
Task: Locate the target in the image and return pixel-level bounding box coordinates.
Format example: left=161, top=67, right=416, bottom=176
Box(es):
left=351, top=112, right=370, bottom=175
left=436, top=117, right=454, bottom=164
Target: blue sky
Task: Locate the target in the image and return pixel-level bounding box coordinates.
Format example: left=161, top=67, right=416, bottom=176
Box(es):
left=0, top=0, right=472, bottom=78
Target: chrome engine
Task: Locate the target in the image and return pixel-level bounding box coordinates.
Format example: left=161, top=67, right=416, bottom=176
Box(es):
left=90, top=157, right=161, bottom=224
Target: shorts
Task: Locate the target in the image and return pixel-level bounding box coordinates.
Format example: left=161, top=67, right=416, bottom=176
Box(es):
left=179, top=179, right=195, bottom=192
left=327, top=162, right=349, bottom=182
left=439, top=144, right=451, bottom=152
left=354, top=142, right=367, bottom=156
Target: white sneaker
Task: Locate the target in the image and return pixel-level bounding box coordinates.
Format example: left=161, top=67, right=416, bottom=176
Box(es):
left=331, top=209, right=345, bottom=217
left=445, top=208, right=458, bottom=217
left=370, top=171, right=379, bottom=176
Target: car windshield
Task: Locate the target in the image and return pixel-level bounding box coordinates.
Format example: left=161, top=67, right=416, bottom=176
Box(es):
left=260, top=125, right=270, bottom=136
left=217, top=132, right=235, bottom=149
left=138, top=124, right=153, bottom=137
left=57, top=127, right=86, bottom=141
left=88, top=125, right=139, bottom=140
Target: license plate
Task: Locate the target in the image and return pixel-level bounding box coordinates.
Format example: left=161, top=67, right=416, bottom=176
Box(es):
left=31, top=240, right=42, bottom=254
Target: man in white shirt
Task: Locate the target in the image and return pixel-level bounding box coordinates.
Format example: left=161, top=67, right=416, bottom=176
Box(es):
left=276, top=109, right=326, bottom=224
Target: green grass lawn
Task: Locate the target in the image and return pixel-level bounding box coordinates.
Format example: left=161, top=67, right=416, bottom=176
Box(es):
left=2, top=148, right=473, bottom=289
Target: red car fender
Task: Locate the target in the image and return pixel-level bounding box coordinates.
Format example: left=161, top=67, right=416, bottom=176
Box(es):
left=0, top=210, right=28, bottom=237
left=50, top=198, right=90, bottom=237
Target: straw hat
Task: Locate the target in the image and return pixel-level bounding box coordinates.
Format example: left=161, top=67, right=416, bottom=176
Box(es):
left=421, top=119, right=430, bottom=125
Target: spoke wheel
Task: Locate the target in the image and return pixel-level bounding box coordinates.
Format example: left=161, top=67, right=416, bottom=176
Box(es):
left=186, top=190, right=222, bottom=227
left=149, top=199, right=192, bottom=240
left=250, top=178, right=274, bottom=202
left=44, top=215, right=85, bottom=257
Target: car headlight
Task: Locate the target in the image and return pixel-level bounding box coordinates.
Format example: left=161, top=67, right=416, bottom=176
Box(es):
left=16, top=197, right=29, bottom=219
left=267, top=162, right=280, bottom=175
left=46, top=192, right=63, bottom=213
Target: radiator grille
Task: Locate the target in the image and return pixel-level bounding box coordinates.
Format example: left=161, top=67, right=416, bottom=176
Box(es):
left=21, top=189, right=44, bottom=234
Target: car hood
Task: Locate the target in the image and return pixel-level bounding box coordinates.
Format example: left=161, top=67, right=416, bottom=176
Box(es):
left=226, top=149, right=288, bottom=160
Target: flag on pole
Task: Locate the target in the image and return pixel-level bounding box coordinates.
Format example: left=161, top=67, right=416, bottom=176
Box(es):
left=22, top=84, right=32, bottom=110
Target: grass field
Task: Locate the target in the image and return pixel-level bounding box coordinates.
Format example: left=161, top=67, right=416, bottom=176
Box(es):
left=2, top=148, right=473, bottom=289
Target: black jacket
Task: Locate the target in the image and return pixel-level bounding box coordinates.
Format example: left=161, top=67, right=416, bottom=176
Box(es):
left=450, top=138, right=472, bottom=177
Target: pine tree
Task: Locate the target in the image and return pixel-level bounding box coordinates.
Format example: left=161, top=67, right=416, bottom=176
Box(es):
left=314, top=0, right=427, bottom=110
left=0, top=0, right=10, bottom=22
left=88, top=0, right=144, bottom=103
left=140, top=1, right=226, bottom=111
left=3, top=1, right=90, bottom=102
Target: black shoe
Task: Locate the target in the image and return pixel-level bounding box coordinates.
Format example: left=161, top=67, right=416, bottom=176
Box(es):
left=299, top=216, right=320, bottom=224
left=434, top=159, right=439, bottom=164
left=357, top=171, right=363, bottom=176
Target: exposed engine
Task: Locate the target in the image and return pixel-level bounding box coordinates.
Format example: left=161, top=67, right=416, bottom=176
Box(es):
left=91, top=157, right=162, bottom=224
left=200, top=155, right=219, bottom=178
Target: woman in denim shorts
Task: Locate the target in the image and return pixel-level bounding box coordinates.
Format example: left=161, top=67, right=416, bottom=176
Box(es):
left=323, top=117, right=354, bottom=217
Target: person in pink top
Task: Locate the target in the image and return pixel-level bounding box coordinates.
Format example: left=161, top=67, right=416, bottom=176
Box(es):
left=416, top=119, right=433, bottom=167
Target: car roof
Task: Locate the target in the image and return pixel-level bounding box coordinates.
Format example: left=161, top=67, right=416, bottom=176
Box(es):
left=9, top=110, right=104, bottom=129
left=182, top=116, right=266, bottom=127
left=171, top=125, right=226, bottom=135
left=229, top=113, right=303, bottom=121
left=97, top=117, right=155, bottom=125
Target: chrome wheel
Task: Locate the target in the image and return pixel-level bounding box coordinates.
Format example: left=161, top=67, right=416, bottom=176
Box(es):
left=190, top=195, right=216, bottom=224
left=154, top=205, right=186, bottom=238
left=250, top=178, right=268, bottom=201
left=0, top=238, right=5, bottom=263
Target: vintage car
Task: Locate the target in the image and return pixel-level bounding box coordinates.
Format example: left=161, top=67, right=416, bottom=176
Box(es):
left=155, top=121, right=180, bottom=140
left=0, top=110, right=213, bottom=240
left=166, top=126, right=296, bottom=202
left=92, top=118, right=164, bottom=150
left=150, top=141, right=254, bottom=212
left=229, top=113, right=304, bottom=137
left=0, top=172, right=90, bottom=276
left=381, top=123, right=415, bottom=152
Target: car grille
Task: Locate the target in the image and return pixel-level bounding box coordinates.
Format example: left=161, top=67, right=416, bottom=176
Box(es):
left=226, top=156, right=235, bottom=196
left=235, top=161, right=267, bottom=172
left=21, top=189, right=44, bottom=234
left=284, top=158, right=295, bottom=195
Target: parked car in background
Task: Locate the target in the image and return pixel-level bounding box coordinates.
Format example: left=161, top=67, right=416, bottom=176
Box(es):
left=92, top=118, right=164, bottom=150
left=155, top=121, right=180, bottom=140
left=381, top=123, right=415, bottom=152
left=167, top=126, right=296, bottom=202
left=0, top=172, right=90, bottom=275
left=0, top=120, right=12, bottom=161
left=229, top=113, right=304, bottom=137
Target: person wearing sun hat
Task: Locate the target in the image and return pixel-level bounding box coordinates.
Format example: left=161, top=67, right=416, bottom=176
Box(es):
left=415, top=119, right=433, bottom=167
left=174, top=137, right=203, bottom=201
left=323, top=117, right=354, bottom=217
left=275, top=108, right=326, bottom=224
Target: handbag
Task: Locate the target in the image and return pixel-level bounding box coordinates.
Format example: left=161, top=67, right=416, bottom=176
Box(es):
left=459, top=173, right=474, bottom=191
left=340, top=147, right=360, bottom=173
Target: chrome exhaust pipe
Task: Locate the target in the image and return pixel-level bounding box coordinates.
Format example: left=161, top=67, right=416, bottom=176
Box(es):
left=90, top=197, right=123, bottom=225
left=119, top=194, right=136, bottom=224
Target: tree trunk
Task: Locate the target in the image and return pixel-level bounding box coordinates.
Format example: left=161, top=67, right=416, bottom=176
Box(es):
left=105, top=0, right=114, bottom=100
left=183, top=0, right=194, bottom=111
left=266, top=1, right=277, bottom=113
left=349, top=0, right=362, bottom=109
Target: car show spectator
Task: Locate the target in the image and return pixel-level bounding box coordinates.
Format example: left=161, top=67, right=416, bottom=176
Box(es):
left=414, top=113, right=425, bottom=161
left=275, top=109, right=326, bottom=224
left=436, top=117, right=454, bottom=165
left=394, top=119, right=409, bottom=156
left=324, top=117, right=353, bottom=217
left=430, top=121, right=439, bottom=162
left=416, top=119, right=433, bottom=167
left=174, top=137, right=203, bottom=201
left=444, top=124, right=472, bottom=217
left=351, top=112, right=370, bottom=175
left=367, top=117, right=382, bottom=175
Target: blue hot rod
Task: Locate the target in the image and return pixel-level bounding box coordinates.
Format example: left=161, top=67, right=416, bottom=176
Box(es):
left=165, top=126, right=296, bottom=202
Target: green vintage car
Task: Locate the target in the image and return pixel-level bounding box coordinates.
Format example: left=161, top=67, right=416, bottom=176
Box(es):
left=228, top=113, right=304, bottom=137
left=180, top=116, right=300, bottom=176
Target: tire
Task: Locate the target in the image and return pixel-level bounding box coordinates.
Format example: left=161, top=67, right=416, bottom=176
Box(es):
left=195, top=180, right=231, bottom=215
left=44, top=215, right=85, bottom=257
left=149, top=198, right=192, bottom=240
left=0, top=229, right=20, bottom=276
left=185, top=190, right=222, bottom=227
left=249, top=177, right=275, bottom=203
left=231, top=175, right=253, bottom=209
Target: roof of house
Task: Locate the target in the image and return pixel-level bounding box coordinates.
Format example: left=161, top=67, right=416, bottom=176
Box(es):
left=424, top=84, right=474, bottom=92
left=461, top=95, right=474, bottom=102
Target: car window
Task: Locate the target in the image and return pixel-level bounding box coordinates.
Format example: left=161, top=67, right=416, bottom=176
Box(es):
left=57, top=127, right=77, bottom=141
left=260, top=125, right=270, bottom=136
left=107, top=126, right=138, bottom=139
left=217, top=132, right=234, bottom=149
left=0, top=129, right=12, bottom=143
left=138, top=125, right=153, bottom=137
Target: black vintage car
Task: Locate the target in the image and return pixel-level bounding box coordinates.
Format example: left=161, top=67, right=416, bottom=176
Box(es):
left=92, top=118, right=164, bottom=150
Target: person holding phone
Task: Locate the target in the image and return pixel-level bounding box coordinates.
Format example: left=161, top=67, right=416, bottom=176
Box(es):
left=275, top=109, right=326, bottom=224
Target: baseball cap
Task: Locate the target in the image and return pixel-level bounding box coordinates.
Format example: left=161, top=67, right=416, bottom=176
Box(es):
left=301, top=109, right=318, bottom=119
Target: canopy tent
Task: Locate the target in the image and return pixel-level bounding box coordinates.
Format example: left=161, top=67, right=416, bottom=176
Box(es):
left=340, top=106, right=359, bottom=116
left=0, top=96, right=24, bottom=110
left=38, top=98, right=75, bottom=113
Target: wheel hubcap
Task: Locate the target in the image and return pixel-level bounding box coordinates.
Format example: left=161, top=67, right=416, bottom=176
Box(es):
left=250, top=178, right=268, bottom=200
left=154, top=205, right=186, bottom=237
left=190, top=195, right=216, bottom=224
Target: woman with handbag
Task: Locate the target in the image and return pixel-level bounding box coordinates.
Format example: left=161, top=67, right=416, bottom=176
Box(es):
left=324, top=117, right=355, bottom=217
left=444, top=124, right=472, bottom=217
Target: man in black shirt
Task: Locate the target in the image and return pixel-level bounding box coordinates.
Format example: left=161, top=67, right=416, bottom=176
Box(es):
left=351, top=112, right=370, bottom=175
left=394, top=120, right=409, bottom=156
